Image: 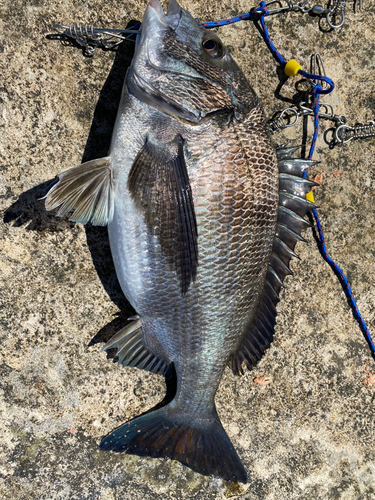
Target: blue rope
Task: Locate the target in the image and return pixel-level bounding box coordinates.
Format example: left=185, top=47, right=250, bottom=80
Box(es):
left=311, top=208, right=375, bottom=354
left=303, top=86, right=375, bottom=355
left=308, top=94, right=321, bottom=159
left=297, top=77, right=374, bottom=354
left=200, top=11, right=256, bottom=28
left=198, top=3, right=375, bottom=356
left=299, top=78, right=374, bottom=355
left=298, top=70, right=335, bottom=95
left=256, top=4, right=286, bottom=65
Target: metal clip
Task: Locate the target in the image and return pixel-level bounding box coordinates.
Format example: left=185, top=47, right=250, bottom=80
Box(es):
left=268, top=98, right=347, bottom=135
left=261, top=0, right=294, bottom=15
left=258, top=0, right=313, bottom=16
left=294, top=1, right=313, bottom=13
left=311, top=53, right=327, bottom=88
left=267, top=107, right=299, bottom=134
left=326, top=0, right=346, bottom=29
left=53, top=24, right=140, bottom=55
left=335, top=121, right=375, bottom=144
left=298, top=101, right=347, bottom=124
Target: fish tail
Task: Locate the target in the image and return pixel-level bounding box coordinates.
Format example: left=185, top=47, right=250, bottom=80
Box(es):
left=100, top=405, right=247, bottom=483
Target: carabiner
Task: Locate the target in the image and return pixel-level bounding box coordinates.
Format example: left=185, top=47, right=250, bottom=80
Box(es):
left=326, top=0, right=346, bottom=29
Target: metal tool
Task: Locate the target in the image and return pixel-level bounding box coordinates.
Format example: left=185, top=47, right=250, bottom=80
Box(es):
left=53, top=24, right=140, bottom=55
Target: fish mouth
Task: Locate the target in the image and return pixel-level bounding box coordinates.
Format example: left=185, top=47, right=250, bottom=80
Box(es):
left=134, top=0, right=181, bottom=47
left=145, top=0, right=182, bottom=30
left=129, top=0, right=202, bottom=123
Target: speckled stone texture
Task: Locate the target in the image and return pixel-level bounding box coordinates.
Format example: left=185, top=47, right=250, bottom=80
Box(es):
left=1, top=1, right=374, bottom=499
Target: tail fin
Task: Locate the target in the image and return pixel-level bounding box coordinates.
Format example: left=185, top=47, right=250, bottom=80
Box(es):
left=100, top=405, right=247, bottom=483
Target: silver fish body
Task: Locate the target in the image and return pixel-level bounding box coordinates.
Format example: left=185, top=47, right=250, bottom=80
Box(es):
left=109, top=92, right=278, bottom=392
left=45, top=0, right=316, bottom=483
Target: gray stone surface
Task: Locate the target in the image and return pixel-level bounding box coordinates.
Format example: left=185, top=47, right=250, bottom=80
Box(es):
left=1, top=1, right=374, bottom=499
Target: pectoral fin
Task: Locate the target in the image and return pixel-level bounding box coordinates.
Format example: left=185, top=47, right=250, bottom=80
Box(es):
left=45, top=157, right=114, bottom=226
left=128, top=136, right=198, bottom=294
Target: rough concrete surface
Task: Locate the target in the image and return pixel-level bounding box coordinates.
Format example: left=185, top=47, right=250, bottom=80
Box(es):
left=1, top=0, right=375, bottom=499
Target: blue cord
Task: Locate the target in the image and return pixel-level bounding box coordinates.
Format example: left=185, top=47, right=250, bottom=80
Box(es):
left=200, top=11, right=255, bottom=28
left=311, top=207, right=375, bottom=354
left=257, top=3, right=286, bottom=65
left=304, top=86, right=375, bottom=355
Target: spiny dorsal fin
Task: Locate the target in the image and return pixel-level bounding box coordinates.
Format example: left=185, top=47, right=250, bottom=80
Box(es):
left=101, top=318, right=170, bottom=375
left=231, top=155, right=318, bottom=375
left=275, top=145, right=300, bottom=159
left=128, top=136, right=198, bottom=295
left=45, top=157, right=113, bottom=226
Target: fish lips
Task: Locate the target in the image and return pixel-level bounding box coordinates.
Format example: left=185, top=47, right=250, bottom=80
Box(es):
left=134, top=0, right=181, bottom=49
left=144, top=0, right=182, bottom=31
left=129, top=0, right=196, bottom=121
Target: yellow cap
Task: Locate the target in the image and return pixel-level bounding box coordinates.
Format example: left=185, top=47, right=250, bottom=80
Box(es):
left=306, top=191, right=315, bottom=203
left=284, top=59, right=303, bottom=77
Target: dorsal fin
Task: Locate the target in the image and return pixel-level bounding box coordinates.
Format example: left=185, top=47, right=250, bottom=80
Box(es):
left=128, top=136, right=198, bottom=295
left=231, top=149, right=318, bottom=375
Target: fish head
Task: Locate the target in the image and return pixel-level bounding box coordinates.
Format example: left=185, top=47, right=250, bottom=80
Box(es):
left=127, top=0, right=258, bottom=123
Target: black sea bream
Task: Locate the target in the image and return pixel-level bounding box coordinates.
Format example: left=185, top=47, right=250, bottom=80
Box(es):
left=45, top=0, right=316, bottom=483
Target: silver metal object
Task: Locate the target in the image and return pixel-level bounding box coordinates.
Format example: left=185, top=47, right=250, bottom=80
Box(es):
left=267, top=108, right=299, bottom=134
left=54, top=24, right=140, bottom=55
left=311, top=53, right=328, bottom=89
left=335, top=121, right=375, bottom=144
left=326, top=0, right=346, bottom=29
left=262, top=0, right=356, bottom=22
left=261, top=0, right=313, bottom=15
left=268, top=101, right=347, bottom=134
left=298, top=102, right=347, bottom=124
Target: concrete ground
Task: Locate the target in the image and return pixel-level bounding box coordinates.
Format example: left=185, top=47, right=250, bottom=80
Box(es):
left=0, top=0, right=374, bottom=499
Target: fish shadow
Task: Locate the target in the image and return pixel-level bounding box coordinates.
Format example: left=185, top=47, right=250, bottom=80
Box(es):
left=4, top=28, right=136, bottom=314
left=5, top=24, right=178, bottom=415
left=3, top=179, right=72, bottom=231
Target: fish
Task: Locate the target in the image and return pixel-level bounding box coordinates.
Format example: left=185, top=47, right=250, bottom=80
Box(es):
left=45, top=0, right=317, bottom=483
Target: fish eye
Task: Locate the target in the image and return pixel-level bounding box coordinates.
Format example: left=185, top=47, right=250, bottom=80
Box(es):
left=202, top=38, right=223, bottom=58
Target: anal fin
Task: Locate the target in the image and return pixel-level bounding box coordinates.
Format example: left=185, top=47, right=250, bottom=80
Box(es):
left=45, top=157, right=113, bottom=226
left=102, top=319, right=170, bottom=375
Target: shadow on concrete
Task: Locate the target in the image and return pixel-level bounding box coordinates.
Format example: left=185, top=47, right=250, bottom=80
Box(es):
left=3, top=27, right=137, bottom=316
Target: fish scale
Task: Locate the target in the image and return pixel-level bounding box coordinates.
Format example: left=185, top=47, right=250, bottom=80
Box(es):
left=45, top=0, right=316, bottom=484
